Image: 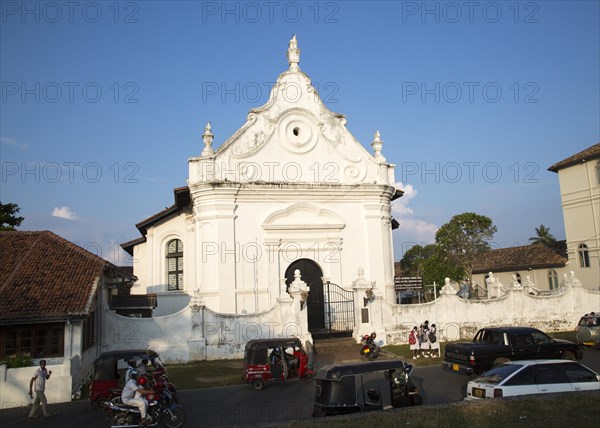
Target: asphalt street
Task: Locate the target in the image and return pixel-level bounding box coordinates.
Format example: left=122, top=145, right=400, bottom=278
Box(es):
left=1, top=349, right=598, bottom=428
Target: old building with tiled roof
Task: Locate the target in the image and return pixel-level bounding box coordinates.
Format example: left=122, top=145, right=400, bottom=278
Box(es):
left=472, top=243, right=568, bottom=292
left=548, top=142, right=600, bottom=290
left=0, top=230, right=142, bottom=406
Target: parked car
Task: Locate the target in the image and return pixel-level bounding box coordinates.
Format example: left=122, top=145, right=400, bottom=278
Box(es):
left=465, top=359, right=600, bottom=400
left=313, top=359, right=422, bottom=417
left=575, top=312, right=600, bottom=348
left=443, top=327, right=583, bottom=375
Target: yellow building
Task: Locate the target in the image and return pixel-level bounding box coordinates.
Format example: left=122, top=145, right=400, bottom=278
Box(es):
left=548, top=143, right=600, bottom=290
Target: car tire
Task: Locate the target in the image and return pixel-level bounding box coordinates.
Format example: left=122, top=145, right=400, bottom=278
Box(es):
left=561, top=351, right=576, bottom=361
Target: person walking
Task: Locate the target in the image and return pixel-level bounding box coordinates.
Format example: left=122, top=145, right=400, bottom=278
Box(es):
left=28, top=360, right=53, bottom=419
left=419, top=321, right=431, bottom=357
left=409, top=326, right=420, bottom=359
left=429, top=323, right=440, bottom=358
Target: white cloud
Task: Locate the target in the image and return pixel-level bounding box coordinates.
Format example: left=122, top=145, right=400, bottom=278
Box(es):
left=391, top=181, right=438, bottom=245
left=52, top=206, right=79, bottom=220
left=391, top=181, right=417, bottom=216
left=1, top=136, right=29, bottom=150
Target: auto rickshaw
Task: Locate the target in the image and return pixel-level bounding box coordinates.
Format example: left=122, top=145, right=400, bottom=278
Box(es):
left=89, top=349, right=173, bottom=408
left=313, top=359, right=422, bottom=417
left=242, top=337, right=314, bottom=390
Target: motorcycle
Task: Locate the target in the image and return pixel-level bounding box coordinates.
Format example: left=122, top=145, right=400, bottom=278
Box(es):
left=360, top=334, right=380, bottom=360
left=108, top=387, right=185, bottom=428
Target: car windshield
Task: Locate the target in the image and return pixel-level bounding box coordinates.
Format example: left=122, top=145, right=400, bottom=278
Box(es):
left=475, top=364, right=523, bottom=384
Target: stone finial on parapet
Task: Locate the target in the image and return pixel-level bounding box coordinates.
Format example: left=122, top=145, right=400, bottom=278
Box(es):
left=288, top=269, right=309, bottom=295
left=201, top=122, right=215, bottom=157
left=371, top=130, right=386, bottom=162
left=566, top=270, right=583, bottom=288
left=440, top=277, right=457, bottom=295
left=511, top=274, right=523, bottom=290
left=287, top=35, right=300, bottom=71
left=189, top=287, right=205, bottom=310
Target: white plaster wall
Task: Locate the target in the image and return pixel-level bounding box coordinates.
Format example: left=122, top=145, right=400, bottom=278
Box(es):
left=0, top=361, right=72, bottom=409
left=383, top=286, right=600, bottom=345
left=102, top=306, right=193, bottom=363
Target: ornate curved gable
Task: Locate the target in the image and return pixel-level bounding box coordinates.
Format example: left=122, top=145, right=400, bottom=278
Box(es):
left=189, top=36, right=395, bottom=187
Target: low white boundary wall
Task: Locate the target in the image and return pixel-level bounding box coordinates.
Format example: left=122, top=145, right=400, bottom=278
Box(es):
left=101, top=291, right=311, bottom=363
left=380, top=281, right=599, bottom=344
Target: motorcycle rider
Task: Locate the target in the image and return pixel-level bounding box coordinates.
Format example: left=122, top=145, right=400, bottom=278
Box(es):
left=121, top=374, right=155, bottom=425
left=361, top=332, right=380, bottom=357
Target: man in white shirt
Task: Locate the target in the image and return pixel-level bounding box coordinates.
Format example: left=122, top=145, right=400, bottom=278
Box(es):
left=121, top=375, right=154, bottom=425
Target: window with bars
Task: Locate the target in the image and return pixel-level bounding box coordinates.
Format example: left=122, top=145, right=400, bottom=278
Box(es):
left=0, top=324, right=64, bottom=359
left=578, top=243, right=590, bottom=268
left=167, top=239, right=184, bottom=291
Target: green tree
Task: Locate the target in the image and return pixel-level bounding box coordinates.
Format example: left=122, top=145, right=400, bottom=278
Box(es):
left=399, top=244, right=436, bottom=277
left=435, top=212, right=497, bottom=282
left=400, top=244, right=464, bottom=289
left=0, top=202, right=24, bottom=231
left=528, top=224, right=557, bottom=246
left=422, top=249, right=465, bottom=287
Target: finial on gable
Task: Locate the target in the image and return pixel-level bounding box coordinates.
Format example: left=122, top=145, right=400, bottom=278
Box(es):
left=287, top=35, right=300, bottom=71
left=201, top=121, right=215, bottom=157
left=371, top=130, right=386, bottom=162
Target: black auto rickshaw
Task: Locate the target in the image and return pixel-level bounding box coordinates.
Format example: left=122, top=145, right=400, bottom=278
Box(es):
left=313, top=359, right=422, bottom=417
left=89, top=349, right=172, bottom=408
left=242, top=337, right=315, bottom=390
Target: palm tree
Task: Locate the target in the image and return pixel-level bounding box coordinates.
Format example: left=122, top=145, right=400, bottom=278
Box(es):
left=529, top=224, right=557, bottom=246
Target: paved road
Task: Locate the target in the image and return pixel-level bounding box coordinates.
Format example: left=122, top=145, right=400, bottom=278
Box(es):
left=2, top=349, right=598, bottom=428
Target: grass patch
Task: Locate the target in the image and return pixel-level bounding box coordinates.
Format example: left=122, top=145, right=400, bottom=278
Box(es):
left=285, top=391, right=600, bottom=427
left=166, top=359, right=245, bottom=389
left=383, top=343, right=446, bottom=367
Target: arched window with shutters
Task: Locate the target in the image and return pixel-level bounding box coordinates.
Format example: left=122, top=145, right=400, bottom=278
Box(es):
left=166, top=239, right=184, bottom=291
left=595, top=161, right=600, bottom=185
left=578, top=243, right=590, bottom=268
left=547, top=270, right=558, bottom=290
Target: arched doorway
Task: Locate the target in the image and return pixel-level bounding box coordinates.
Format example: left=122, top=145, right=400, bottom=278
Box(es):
left=285, top=259, right=325, bottom=332
left=285, top=259, right=355, bottom=338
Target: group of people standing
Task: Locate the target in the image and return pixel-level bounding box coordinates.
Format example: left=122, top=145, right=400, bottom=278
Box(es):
left=408, top=320, right=440, bottom=359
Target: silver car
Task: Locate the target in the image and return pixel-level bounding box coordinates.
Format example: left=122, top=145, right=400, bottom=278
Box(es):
left=576, top=312, right=600, bottom=347
left=465, top=360, right=600, bottom=400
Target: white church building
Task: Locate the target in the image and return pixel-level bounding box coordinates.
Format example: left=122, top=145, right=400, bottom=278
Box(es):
left=122, top=37, right=400, bottom=336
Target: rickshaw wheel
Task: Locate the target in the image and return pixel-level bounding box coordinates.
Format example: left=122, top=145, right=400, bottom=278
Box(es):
left=251, top=378, right=265, bottom=391
left=95, top=398, right=109, bottom=410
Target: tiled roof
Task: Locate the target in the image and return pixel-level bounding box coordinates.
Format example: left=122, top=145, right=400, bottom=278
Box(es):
left=548, top=142, right=600, bottom=172
left=472, top=243, right=567, bottom=274
left=0, top=231, right=126, bottom=323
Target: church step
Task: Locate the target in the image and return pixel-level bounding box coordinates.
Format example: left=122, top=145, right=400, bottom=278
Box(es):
left=313, top=337, right=358, bottom=354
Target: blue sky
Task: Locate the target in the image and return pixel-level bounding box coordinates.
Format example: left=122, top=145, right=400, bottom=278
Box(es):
left=1, top=0, right=599, bottom=265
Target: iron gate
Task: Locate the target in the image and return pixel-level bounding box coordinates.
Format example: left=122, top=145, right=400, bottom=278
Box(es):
left=307, top=281, right=355, bottom=339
